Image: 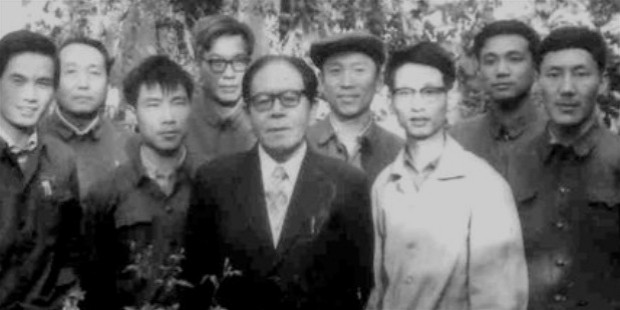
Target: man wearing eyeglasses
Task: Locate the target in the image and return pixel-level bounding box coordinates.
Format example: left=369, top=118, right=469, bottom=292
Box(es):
left=367, top=42, right=527, bottom=310
left=307, top=32, right=403, bottom=183
left=183, top=55, right=373, bottom=310
left=185, top=15, right=257, bottom=163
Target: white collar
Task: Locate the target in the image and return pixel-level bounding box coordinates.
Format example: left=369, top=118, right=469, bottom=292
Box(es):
left=0, top=124, right=38, bottom=152
left=258, top=142, right=307, bottom=188
left=56, top=107, right=101, bottom=136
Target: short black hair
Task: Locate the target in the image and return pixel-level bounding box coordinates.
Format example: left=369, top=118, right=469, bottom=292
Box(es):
left=242, top=55, right=318, bottom=103
left=538, top=26, right=607, bottom=73
left=59, top=37, right=114, bottom=75
left=193, top=15, right=255, bottom=57
left=385, top=42, right=455, bottom=90
left=0, top=30, right=58, bottom=88
left=473, top=20, right=540, bottom=61
left=123, top=55, right=194, bottom=107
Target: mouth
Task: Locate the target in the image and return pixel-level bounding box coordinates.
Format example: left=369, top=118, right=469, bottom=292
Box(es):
left=408, top=117, right=430, bottom=126
left=17, top=106, right=39, bottom=117
left=73, top=95, right=94, bottom=102
left=337, top=94, right=360, bottom=102
left=555, top=101, right=580, bottom=112
left=158, top=130, right=181, bottom=139
left=491, top=83, right=514, bottom=91
left=267, top=127, right=289, bottom=133
left=219, top=85, right=238, bottom=93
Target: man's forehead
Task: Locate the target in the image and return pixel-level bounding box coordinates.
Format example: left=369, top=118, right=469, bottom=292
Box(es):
left=540, top=48, right=597, bottom=68
left=4, top=52, right=55, bottom=77
left=480, top=34, right=530, bottom=55
left=59, top=43, right=106, bottom=66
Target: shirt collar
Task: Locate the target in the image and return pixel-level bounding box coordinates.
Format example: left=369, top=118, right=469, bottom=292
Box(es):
left=388, top=135, right=466, bottom=184
left=0, top=126, right=38, bottom=154
left=316, top=116, right=376, bottom=148
left=542, top=119, right=600, bottom=163
left=488, top=97, right=543, bottom=141
left=54, top=107, right=102, bottom=140
left=258, top=142, right=307, bottom=188
left=140, top=144, right=188, bottom=180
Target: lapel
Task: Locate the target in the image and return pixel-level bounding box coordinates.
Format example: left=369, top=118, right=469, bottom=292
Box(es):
left=236, top=147, right=277, bottom=258
left=276, top=150, right=335, bottom=258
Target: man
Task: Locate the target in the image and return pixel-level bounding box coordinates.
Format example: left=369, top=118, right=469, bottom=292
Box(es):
left=82, top=56, right=196, bottom=310
left=368, top=42, right=528, bottom=310
left=183, top=55, right=373, bottom=310
left=0, top=30, right=81, bottom=309
left=450, top=20, right=547, bottom=175
left=507, top=27, right=620, bottom=309
left=185, top=15, right=257, bottom=161
left=40, top=37, right=131, bottom=199
left=307, top=32, right=403, bottom=182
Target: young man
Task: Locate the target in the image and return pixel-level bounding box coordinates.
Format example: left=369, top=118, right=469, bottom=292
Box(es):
left=185, top=15, right=257, bottom=161
left=450, top=20, right=547, bottom=175
left=507, top=27, right=620, bottom=309
left=307, top=32, right=403, bottom=182
left=368, top=42, right=527, bottom=310
left=0, top=30, right=81, bottom=309
left=41, top=37, right=131, bottom=199
left=82, top=56, right=196, bottom=310
left=183, top=55, right=373, bottom=310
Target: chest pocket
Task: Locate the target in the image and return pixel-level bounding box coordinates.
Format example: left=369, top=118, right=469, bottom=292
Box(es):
left=586, top=188, right=620, bottom=230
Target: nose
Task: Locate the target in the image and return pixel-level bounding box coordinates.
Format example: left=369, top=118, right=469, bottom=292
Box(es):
left=269, top=98, right=287, bottom=118
left=221, top=62, right=236, bottom=79
left=340, top=69, right=354, bottom=88
left=160, top=103, right=177, bottom=124
left=22, top=82, right=38, bottom=104
left=496, top=59, right=510, bottom=77
left=76, top=71, right=90, bottom=89
left=559, top=74, right=576, bottom=97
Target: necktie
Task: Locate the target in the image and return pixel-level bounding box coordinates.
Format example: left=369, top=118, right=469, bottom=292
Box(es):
left=266, top=165, right=289, bottom=247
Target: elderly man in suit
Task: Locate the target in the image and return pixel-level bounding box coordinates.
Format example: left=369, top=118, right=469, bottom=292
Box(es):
left=182, top=55, right=373, bottom=310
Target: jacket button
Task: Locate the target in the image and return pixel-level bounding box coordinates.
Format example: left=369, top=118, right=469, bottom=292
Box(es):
left=554, top=221, right=566, bottom=229
left=405, top=276, right=414, bottom=284
left=555, top=259, right=567, bottom=267
left=559, top=186, right=569, bottom=194
left=553, top=293, right=567, bottom=302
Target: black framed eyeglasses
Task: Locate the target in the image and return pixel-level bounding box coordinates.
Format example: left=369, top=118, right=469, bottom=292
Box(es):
left=248, top=90, right=306, bottom=112
left=202, top=56, right=251, bottom=74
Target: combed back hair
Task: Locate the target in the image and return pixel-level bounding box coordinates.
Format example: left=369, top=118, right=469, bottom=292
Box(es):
left=193, top=15, right=255, bottom=57
left=385, top=42, right=456, bottom=90
left=473, top=19, right=540, bottom=61
left=242, top=55, right=318, bottom=103
left=0, top=30, right=59, bottom=87
left=123, top=55, right=194, bottom=107
left=59, top=37, right=114, bottom=75
left=537, top=26, right=608, bottom=73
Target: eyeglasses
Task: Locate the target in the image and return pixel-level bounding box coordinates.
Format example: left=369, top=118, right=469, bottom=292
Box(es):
left=392, top=87, right=446, bottom=101
left=248, top=90, right=306, bottom=112
left=202, top=56, right=250, bottom=74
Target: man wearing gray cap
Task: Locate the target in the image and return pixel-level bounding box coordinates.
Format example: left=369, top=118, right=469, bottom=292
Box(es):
left=185, top=15, right=257, bottom=163
left=307, top=32, right=403, bottom=183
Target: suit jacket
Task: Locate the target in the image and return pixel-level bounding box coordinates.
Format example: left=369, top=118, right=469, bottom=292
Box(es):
left=182, top=146, right=373, bottom=310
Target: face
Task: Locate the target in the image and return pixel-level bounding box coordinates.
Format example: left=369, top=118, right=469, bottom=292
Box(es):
left=391, top=63, right=447, bottom=141
left=539, top=48, right=603, bottom=127
left=320, top=52, right=380, bottom=120
left=198, top=35, right=250, bottom=107
left=0, top=52, right=55, bottom=131
left=135, top=84, right=191, bottom=153
left=478, top=35, right=536, bottom=104
left=56, top=43, right=108, bottom=116
left=248, top=61, right=311, bottom=159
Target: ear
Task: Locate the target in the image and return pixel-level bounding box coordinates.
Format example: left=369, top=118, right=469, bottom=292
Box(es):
left=374, top=66, right=384, bottom=93
left=598, top=73, right=609, bottom=96
left=318, top=71, right=325, bottom=95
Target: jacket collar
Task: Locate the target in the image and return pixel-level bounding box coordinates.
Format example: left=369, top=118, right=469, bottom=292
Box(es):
left=50, top=107, right=103, bottom=141
left=538, top=120, right=601, bottom=164
left=387, top=135, right=467, bottom=190
left=487, top=96, right=545, bottom=141
left=314, top=116, right=376, bottom=151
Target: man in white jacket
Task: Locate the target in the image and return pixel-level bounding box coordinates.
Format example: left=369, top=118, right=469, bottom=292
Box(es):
left=367, top=42, right=528, bottom=310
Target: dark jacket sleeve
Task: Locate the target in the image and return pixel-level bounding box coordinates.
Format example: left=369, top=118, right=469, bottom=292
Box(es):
left=180, top=164, right=223, bottom=310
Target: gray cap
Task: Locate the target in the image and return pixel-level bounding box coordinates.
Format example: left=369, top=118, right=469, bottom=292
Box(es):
left=309, top=32, right=386, bottom=69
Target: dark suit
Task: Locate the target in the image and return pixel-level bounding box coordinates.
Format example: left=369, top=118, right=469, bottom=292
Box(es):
left=182, top=146, right=373, bottom=310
